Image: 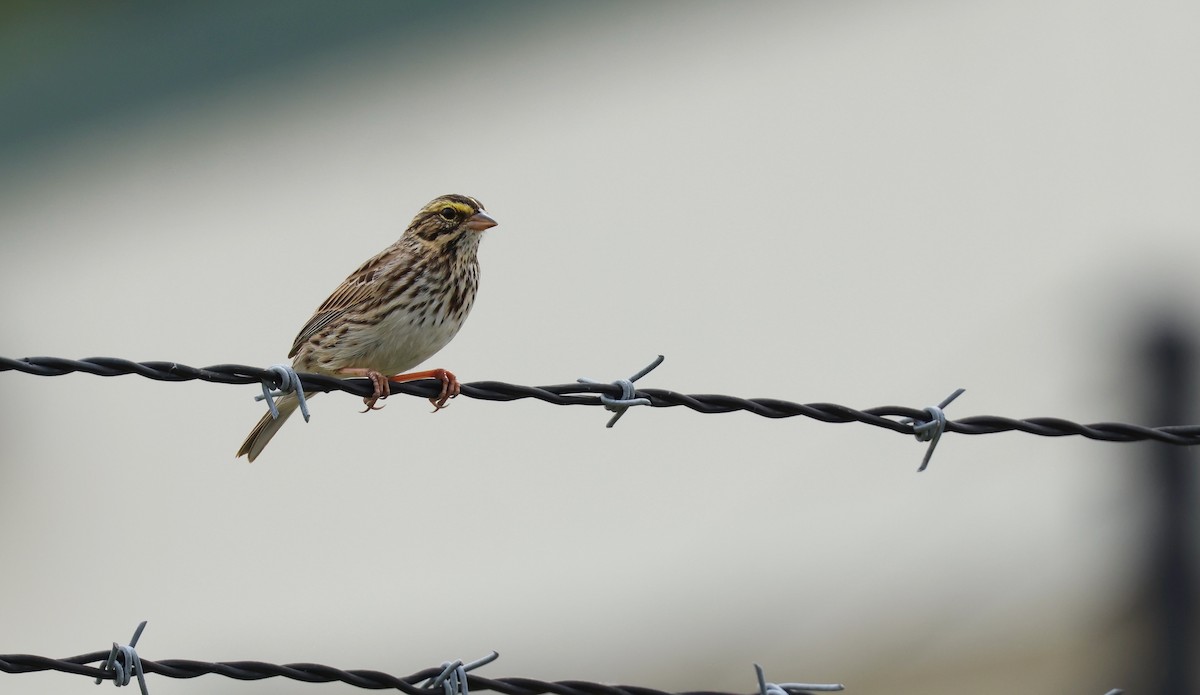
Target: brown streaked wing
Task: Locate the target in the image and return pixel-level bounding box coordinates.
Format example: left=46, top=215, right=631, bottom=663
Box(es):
left=287, top=255, right=392, bottom=358
left=288, top=308, right=349, bottom=358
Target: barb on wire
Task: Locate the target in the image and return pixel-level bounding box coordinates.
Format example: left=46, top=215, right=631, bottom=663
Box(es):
left=4, top=356, right=1200, bottom=447
left=255, top=364, right=311, bottom=422
left=577, top=354, right=664, bottom=427
left=93, top=621, right=149, bottom=695
left=422, top=652, right=499, bottom=695
left=753, top=663, right=843, bottom=694
left=903, top=388, right=965, bottom=472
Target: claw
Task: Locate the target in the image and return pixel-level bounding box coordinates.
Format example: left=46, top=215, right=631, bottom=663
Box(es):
left=359, top=370, right=391, bottom=412
left=427, top=368, right=460, bottom=412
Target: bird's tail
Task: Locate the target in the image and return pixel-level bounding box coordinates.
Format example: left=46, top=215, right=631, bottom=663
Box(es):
left=236, top=392, right=313, bottom=462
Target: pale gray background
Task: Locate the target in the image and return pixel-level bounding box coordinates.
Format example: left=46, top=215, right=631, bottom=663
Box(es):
left=2, top=2, right=1198, bottom=694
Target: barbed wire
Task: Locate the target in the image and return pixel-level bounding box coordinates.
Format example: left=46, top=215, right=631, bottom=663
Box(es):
left=0, top=623, right=847, bottom=695
left=3, top=355, right=1199, bottom=450
left=0, top=638, right=1124, bottom=695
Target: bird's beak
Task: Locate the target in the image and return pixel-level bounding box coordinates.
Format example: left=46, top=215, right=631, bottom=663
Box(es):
left=466, top=210, right=498, bottom=231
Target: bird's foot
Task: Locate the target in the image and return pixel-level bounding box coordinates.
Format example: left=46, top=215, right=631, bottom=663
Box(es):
left=360, top=370, right=390, bottom=412
left=337, top=367, right=459, bottom=413
left=389, top=368, right=460, bottom=412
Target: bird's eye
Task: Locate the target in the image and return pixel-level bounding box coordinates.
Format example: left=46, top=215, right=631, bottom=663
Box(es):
left=439, top=207, right=457, bottom=221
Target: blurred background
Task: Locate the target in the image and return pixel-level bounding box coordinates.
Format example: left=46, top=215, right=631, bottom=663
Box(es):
left=2, top=1, right=1198, bottom=693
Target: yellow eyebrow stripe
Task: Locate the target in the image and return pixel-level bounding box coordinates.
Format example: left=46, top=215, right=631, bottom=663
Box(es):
left=424, top=200, right=477, bottom=216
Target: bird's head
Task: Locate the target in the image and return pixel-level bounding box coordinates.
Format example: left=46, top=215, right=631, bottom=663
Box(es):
left=407, top=194, right=497, bottom=252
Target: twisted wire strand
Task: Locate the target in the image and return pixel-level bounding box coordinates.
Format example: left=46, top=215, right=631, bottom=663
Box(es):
left=4, top=356, right=1200, bottom=445
left=0, top=652, right=808, bottom=695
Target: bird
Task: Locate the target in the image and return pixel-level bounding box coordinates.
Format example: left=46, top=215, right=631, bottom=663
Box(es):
left=237, top=193, right=498, bottom=461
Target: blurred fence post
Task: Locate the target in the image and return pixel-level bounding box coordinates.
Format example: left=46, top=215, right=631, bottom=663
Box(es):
left=1140, top=318, right=1197, bottom=695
